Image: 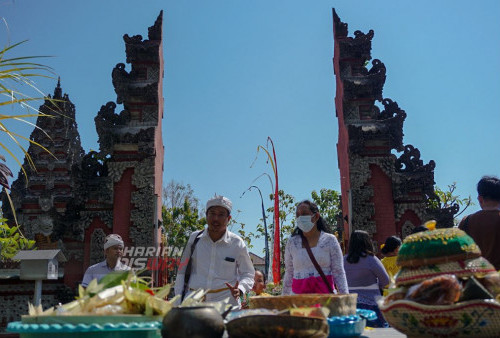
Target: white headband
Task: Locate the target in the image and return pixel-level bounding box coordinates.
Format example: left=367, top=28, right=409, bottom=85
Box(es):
left=206, top=195, right=232, bottom=214
left=104, top=234, right=124, bottom=250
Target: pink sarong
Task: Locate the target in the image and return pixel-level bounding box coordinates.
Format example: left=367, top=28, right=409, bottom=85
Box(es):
left=292, top=275, right=334, bottom=294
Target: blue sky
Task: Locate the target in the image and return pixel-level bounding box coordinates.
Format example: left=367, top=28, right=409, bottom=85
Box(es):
left=2, top=0, right=499, bottom=256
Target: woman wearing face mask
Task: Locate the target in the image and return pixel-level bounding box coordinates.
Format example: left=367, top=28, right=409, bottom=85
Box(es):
left=282, top=200, right=348, bottom=295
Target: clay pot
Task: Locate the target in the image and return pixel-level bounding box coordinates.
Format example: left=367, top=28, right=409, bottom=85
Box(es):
left=162, top=306, right=225, bottom=338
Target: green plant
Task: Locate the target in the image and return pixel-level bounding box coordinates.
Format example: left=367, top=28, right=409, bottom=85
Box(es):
left=427, top=182, right=474, bottom=225
left=311, top=189, right=341, bottom=230
left=264, top=281, right=283, bottom=296
left=0, top=216, right=36, bottom=261
left=162, top=197, right=205, bottom=283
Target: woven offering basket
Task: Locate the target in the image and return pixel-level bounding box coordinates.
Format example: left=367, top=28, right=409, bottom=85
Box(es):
left=379, top=299, right=500, bottom=337
left=396, top=228, right=481, bottom=268
left=249, top=294, right=357, bottom=317
left=395, top=257, right=496, bottom=286
left=226, top=315, right=328, bottom=338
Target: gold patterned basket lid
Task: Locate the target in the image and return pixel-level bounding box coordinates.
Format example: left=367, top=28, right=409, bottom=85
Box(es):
left=395, top=257, right=496, bottom=286
left=379, top=299, right=500, bottom=337
left=397, top=228, right=481, bottom=268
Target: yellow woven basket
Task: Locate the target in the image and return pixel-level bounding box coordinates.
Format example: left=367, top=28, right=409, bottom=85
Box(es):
left=248, top=294, right=357, bottom=317
left=380, top=299, right=500, bottom=337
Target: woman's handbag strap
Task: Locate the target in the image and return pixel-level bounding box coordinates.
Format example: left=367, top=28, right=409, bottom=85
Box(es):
left=300, top=233, right=334, bottom=293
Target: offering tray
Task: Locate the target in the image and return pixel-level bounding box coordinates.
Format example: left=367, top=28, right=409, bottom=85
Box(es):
left=8, top=315, right=162, bottom=338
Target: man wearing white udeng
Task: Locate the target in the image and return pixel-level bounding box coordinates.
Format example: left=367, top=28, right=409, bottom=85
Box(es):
left=174, top=195, right=255, bottom=307
left=82, top=234, right=130, bottom=287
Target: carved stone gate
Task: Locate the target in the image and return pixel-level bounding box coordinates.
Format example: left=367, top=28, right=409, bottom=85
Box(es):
left=332, top=9, right=457, bottom=246
left=1, top=12, right=164, bottom=330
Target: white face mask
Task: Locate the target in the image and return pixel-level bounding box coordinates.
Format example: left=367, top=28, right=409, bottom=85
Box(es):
left=296, top=215, right=315, bottom=233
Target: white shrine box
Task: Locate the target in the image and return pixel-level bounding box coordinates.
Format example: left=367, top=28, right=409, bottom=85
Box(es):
left=13, top=250, right=66, bottom=280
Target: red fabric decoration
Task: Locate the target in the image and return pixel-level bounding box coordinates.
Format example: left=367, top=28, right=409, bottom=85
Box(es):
left=268, top=137, right=280, bottom=284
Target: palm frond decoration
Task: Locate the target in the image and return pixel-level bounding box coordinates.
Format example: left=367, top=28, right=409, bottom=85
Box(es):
left=0, top=39, right=58, bottom=184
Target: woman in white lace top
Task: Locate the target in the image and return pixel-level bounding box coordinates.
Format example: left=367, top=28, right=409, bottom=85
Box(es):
left=282, top=200, right=348, bottom=295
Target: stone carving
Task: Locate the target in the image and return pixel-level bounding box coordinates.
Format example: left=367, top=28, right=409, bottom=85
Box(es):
left=395, top=203, right=426, bottom=222
left=80, top=151, right=109, bottom=179
left=39, top=192, right=54, bottom=212
left=120, top=127, right=155, bottom=149
left=131, top=186, right=154, bottom=212
left=64, top=248, right=84, bottom=262
left=106, top=12, right=163, bottom=250
left=395, top=144, right=435, bottom=173
left=78, top=210, right=113, bottom=230
left=349, top=156, right=372, bottom=189
left=107, top=161, right=137, bottom=183
left=333, top=8, right=374, bottom=61
left=95, top=102, right=121, bottom=151
left=123, top=34, right=143, bottom=44
left=333, top=10, right=449, bottom=245
left=148, top=11, right=163, bottom=41
left=141, top=106, right=159, bottom=123
left=37, top=214, right=55, bottom=237
left=344, top=103, right=358, bottom=121
left=425, top=202, right=460, bottom=228
left=122, top=12, right=162, bottom=65
left=132, top=158, right=155, bottom=189
left=332, top=9, right=348, bottom=38
left=90, top=228, right=106, bottom=265
left=127, top=83, right=159, bottom=104
left=0, top=282, right=61, bottom=332
left=378, top=98, right=406, bottom=120
left=130, top=185, right=155, bottom=247
left=343, top=59, right=386, bottom=101
left=147, top=67, right=160, bottom=82
left=112, top=64, right=130, bottom=104
left=401, top=220, right=415, bottom=239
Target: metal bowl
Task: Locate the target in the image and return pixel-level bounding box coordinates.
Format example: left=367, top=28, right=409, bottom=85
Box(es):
left=162, top=306, right=224, bottom=338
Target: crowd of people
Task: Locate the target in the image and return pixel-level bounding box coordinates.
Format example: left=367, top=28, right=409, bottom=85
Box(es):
left=82, top=175, right=500, bottom=328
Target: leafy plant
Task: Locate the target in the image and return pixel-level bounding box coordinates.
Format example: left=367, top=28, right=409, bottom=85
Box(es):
left=0, top=216, right=36, bottom=261
left=311, top=188, right=341, bottom=231
left=264, top=281, right=283, bottom=296
left=162, top=182, right=206, bottom=283
left=228, top=209, right=254, bottom=249
left=427, top=182, right=474, bottom=225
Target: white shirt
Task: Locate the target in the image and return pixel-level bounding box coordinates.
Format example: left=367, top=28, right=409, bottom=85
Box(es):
left=81, top=260, right=130, bottom=287
left=174, top=228, right=255, bottom=306
left=282, top=231, right=349, bottom=295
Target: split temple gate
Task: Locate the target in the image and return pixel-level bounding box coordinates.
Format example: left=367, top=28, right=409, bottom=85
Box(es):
left=332, top=9, right=457, bottom=247
left=0, top=8, right=460, bottom=332
left=0, top=12, right=164, bottom=329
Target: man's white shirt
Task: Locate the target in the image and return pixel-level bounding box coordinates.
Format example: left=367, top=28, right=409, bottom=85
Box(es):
left=174, top=229, right=255, bottom=306
left=82, top=260, right=130, bottom=287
